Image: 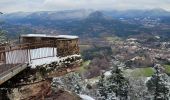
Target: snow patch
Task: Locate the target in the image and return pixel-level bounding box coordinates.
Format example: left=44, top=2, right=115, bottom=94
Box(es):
left=30, top=57, right=59, bottom=68
left=21, top=34, right=78, bottom=39
left=30, top=54, right=81, bottom=68
left=145, top=77, right=151, bottom=83
left=104, top=71, right=112, bottom=77
left=79, top=94, right=95, bottom=100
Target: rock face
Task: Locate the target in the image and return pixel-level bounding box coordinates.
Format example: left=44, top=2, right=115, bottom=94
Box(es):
left=8, top=80, right=81, bottom=100
left=56, top=39, right=80, bottom=57
left=45, top=90, right=81, bottom=100
left=4, top=55, right=82, bottom=100
left=8, top=80, right=51, bottom=100
left=1, top=34, right=82, bottom=100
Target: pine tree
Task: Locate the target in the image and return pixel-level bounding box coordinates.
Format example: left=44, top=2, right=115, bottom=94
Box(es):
left=128, top=77, right=148, bottom=100
left=0, top=30, right=7, bottom=43
left=146, top=64, right=170, bottom=100
left=108, top=61, right=129, bottom=100
left=97, top=73, right=108, bottom=100
left=71, top=73, right=82, bottom=94
left=97, top=60, right=129, bottom=100
left=52, top=72, right=83, bottom=94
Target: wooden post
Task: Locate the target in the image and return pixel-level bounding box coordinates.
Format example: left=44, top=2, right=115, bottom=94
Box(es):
left=53, top=40, right=55, bottom=57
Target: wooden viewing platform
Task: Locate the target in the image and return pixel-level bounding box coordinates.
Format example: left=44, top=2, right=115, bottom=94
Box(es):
left=0, top=41, right=56, bottom=85
left=0, top=34, right=80, bottom=86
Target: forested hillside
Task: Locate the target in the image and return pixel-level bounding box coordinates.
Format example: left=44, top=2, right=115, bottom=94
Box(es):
left=1, top=10, right=170, bottom=39
left=0, top=30, right=6, bottom=43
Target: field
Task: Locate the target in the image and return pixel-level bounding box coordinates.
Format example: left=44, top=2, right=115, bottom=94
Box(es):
left=125, top=67, right=154, bottom=77
left=77, top=60, right=91, bottom=73
left=125, top=65, right=170, bottom=77
left=104, top=36, right=122, bottom=44
left=163, top=64, right=170, bottom=74
left=79, top=45, right=91, bottom=52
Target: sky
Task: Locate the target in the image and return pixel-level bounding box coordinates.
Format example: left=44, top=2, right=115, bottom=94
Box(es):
left=1, top=0, right=170, bottom=13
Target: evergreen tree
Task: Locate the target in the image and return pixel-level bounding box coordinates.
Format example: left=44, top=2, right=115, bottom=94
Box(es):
left=52, top=72, right=83, bottom=94
left=0, top=30, right=7, bottom=43
left=71, top=73, right=82, bottom=94
left=108, top=61, right=129, bottom=100
left=97, top=73, right=109, bottom=100
left=128, top=77, right=148, bottom=100
left=97, top=60, right=129, bottom=100
left=146, top=64, right=170, bottom=100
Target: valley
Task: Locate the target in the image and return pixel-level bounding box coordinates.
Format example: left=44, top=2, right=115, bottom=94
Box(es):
left=1, top=9, right=170, bottom=99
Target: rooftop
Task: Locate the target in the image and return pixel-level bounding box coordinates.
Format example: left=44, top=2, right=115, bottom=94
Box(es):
left=21, top=34, right=79, bottom=39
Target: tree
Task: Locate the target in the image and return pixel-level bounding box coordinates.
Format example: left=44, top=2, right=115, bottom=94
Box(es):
left=146, top=64, right=170, bottom=100
left=108, top=60, right=129, bottom=100
left=0, top=30, right=7, bottom=43
left=97, top=73, right=109, bottom=100
left=52, top=72, right=83, bottom=94
left=97, top=60, right=129, bottom=100
left=97, top=73, right=117, bottom=100
left=128, top=77, right=148, bottom=100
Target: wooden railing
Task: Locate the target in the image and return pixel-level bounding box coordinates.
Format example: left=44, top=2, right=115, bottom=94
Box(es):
left=0, top=41, right=57, bottom=74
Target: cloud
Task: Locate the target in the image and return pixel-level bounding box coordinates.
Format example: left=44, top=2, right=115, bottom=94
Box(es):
left=0, top=0, right=170, bottom=13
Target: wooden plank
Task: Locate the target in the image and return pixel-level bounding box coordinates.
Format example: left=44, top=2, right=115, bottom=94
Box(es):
left=0, top=64, right=27, bottom=85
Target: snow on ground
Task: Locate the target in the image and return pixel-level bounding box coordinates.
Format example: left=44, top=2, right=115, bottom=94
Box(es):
left=104, top=70, right=112, bottom=77
left=30, top=54, right=81, bottom=68
left=145, top=77, right=151, bottom=83
left=30, top=57, right=59, bottom=68
left=85, top=78, right=99, bottom=85
left=79, top=94, right=95, bottom=100
left=21, top=34, right=78, bottom=39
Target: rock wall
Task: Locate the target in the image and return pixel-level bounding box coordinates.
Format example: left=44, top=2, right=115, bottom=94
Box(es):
left=21, top=37, right=80, bottom=57
left=56, top=39, right=80, bottom=57
left=0, top=55, right=82, bottom=100
left=8, top=80, right=51, bottom=100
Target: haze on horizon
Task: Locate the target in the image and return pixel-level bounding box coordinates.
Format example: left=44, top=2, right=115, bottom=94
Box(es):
left=0, top=0, right=170, bottom=13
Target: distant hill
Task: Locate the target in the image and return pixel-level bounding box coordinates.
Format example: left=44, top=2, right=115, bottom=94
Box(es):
left=103, top=8, right=170, bottom=18
left=1, top=9, right=170, bottom=22
left=62, top=11, right=141, bottom=37
left=0, top=9, right=93, bottom=23
left=0, top=10, right=143, bottom=37
left=0, top=22, right=37, bottom=38
left=1, top=9, right=170, bottom=38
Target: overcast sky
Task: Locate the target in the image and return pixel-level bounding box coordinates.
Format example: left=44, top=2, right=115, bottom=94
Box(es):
left=1, top=0, right=170, bottom=13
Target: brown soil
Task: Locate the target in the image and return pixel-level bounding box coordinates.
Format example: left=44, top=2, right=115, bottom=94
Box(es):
left=45, top=90, right=81, bottom=100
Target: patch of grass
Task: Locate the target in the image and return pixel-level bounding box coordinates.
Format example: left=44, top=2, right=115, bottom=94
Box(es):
left=125, top=67, right=154, bottom=77
left=125, top=65, right=170, bottom=77
left=105, top=36, right=122, bottom=44
left=77, top=60, right=91, bottom=73
left=163, top=65, right=170, bottom=74
left=79, top=45, right=91, bottom=51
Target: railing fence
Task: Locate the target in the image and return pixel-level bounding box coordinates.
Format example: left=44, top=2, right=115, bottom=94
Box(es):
left=0, top=41, right=57, bottom=73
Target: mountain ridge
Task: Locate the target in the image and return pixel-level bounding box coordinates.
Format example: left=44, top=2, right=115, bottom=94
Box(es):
left=1, top=8, right=170, bottom=21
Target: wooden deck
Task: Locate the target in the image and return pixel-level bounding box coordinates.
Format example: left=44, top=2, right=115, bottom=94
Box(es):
left=0, top=64, right=15, bottom=74
left=0, top=41, right=57, bottom=85
left=0, top=64, right=27, bottom=85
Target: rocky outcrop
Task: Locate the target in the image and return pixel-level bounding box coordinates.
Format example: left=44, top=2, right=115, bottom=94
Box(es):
left=7, top=80, right=81, bottom=100
left=4, top=55, right=82, bottom=100
left=45, top=89, right=81, bottom=100
left=8, top=80, right=51, bottom=100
